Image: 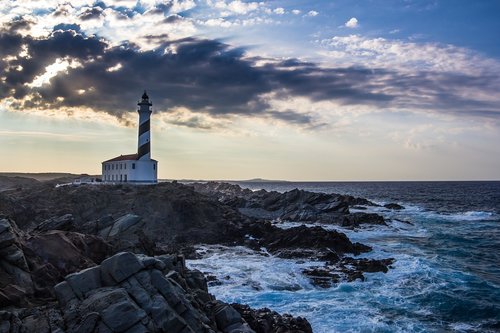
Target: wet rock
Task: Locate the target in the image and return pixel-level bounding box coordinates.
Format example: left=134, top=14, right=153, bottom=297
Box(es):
left=192, top=182, right=380, bottom=226
left=302, top=268, right=340, bottom=288
left=50, top=252, right=281, bottom=333
left=259, top=225, right=372, bottom=257
left=304, top=257, right=395, bottom=286
left=340, top=212, right=386, bottom=227
left=232, top=304, right=312, bottom=333
left=341, top=257, right=395, bottom=274
left=384, top=203, right=405, bottom=210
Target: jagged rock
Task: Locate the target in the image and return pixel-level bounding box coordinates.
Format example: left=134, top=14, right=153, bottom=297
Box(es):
left=384, top=203, right=405, bottom=210
left=214, top=302, right=254, bottom=333
left=66, top=266, right=102, bottom=299
left=100, top=252, right=144, bottom=284
left=192, top=182, right=381, bottom=227
left=51, top=252, right=259, bottom=333
left=54, top=281, right=77, bottom=307
left=302, top=268, right=341, bottom=288
left=303, top=257, right=395, bottom=286
left=107, top=214, right=142, bottom=238
left=340, top=212, right=386, bottom=227
left=35, top=214, right=74, bottom=232
left=232, top=304, right=312, bottom=333
left=258, top=225, right=371, bottom=257
left=0, top=216, right=112, bottom=306
left=0, top=218, right=34, bottom=306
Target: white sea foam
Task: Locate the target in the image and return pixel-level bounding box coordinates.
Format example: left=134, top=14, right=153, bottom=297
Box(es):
left=187, top=242, right=452, bottom=333
left=187, top=191, right=499, bottom=332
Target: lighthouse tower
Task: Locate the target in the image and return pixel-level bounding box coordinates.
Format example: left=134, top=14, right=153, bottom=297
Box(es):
left=137, top=91, right=152, bottom=160
left=101, top=91, right=158, bottom=183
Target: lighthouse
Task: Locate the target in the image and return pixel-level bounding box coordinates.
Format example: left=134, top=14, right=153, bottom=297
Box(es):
left=137, top=91, right=152, bottom=160
left=101, top=91, right=158, bottom=183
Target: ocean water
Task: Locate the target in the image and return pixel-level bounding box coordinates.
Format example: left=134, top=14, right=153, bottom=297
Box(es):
left=187, top=181, right=500, bottom=332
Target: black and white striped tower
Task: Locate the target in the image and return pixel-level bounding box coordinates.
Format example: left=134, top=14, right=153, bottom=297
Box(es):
left=137, top=91, right=152, bottom=160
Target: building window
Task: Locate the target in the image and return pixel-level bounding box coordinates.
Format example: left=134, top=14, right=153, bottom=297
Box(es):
left=153, top=164, right=156, bottom=170
left=124, top=164, right=127, bottom=170
left=132, top=163, right=135, bottom=169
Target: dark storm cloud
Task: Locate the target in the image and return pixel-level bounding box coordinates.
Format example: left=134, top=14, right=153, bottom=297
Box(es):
left=1, top=25, right=498, bottom=128
left=164, top=14, right=184, bottom=23
left=78, top=7, right=104, bottom=21
left=53, top=23, right=81, bottom=32
left=5, top=17, right=34, bottom=32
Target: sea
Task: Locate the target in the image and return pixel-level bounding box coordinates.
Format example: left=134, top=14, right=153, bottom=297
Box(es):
left=187, top=181, right=500, bottom=333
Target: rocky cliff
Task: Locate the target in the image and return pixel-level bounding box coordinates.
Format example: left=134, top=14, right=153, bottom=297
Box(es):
left=0, top=177, right=398, bottom=332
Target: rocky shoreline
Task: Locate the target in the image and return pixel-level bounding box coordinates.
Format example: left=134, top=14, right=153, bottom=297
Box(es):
left=0, top=176, right=399, bottom=332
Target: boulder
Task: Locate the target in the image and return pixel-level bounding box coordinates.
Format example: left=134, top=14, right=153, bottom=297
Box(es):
left=34, top=214, right=75, bottom=232
left=384, top=203, right=405, bottom=210
left=232, top=304, right=312, bottom=333
left=54, top=252, right=261, bottom=333
left=107, top=214, right=142, bottom=238
left=100, top=252, right=144, bottom=284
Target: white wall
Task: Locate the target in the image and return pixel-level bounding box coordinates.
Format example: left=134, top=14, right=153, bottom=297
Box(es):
left=102, top=159, right=157, bottom=182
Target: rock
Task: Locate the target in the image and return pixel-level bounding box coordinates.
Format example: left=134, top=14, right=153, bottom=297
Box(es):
left=35, top=214, right=74, bottom=232
left=232, top=304, right=312, bottom=333
left=66, top=266, right=102, bottom=299
left=341, top=212, right=386, bottom=227
left=214, top=303, right=244, bottom=330
left=107, top=214, right=142, bottom=238
left=0, top=227, right=15, bottom=248
left=53, top=281, right=77, bottom=307
left=302, top=268, right=340, bottom=288
left=0, top=218, right=34, bottom=306
left=101, top=300, right=147, bottom=332
left=258, top=225, right=371, bottom=257
left=72, top=312, right=100, bottom=333
left=341, top=257, right=395, bottom=274
left=192, top=182, right=379, bottom=226
left=100, top=252, right=144, bottom=284
left=384, top=203, right=405, bottom=210
left=53, top=252, right=267, bottom=333
left=0, top=219, right=9, bottom=234
left=304, top=257, right=395, bottom=286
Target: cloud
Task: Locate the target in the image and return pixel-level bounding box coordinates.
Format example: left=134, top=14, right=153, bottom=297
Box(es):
left=345, top=17, right=358, bottom=28
left=0, top=26, right=398, bottom=129
left=1, top=18, right=499, bottom=130
left=78, top=7, right=104, bottom=21
left=273, top=8, right=285, bottom=15
left=208, top=0, right=260, bottom=15
left=307, top=10, right=318, bottom=17
left=319, top=34, right=500, bottom=75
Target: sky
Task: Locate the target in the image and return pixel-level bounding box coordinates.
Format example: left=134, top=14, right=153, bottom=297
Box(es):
left=1, top=0, right=499, bottom=181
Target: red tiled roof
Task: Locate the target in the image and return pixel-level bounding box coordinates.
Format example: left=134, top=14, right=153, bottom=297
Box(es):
left=103, top=154, right=138, bottom=162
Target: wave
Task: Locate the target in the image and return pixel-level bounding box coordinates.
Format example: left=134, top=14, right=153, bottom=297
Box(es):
left=187, top=243, right=499, bottom=333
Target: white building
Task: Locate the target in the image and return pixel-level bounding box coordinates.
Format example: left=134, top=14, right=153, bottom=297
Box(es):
left=102, top=91, right=158, bottom=183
